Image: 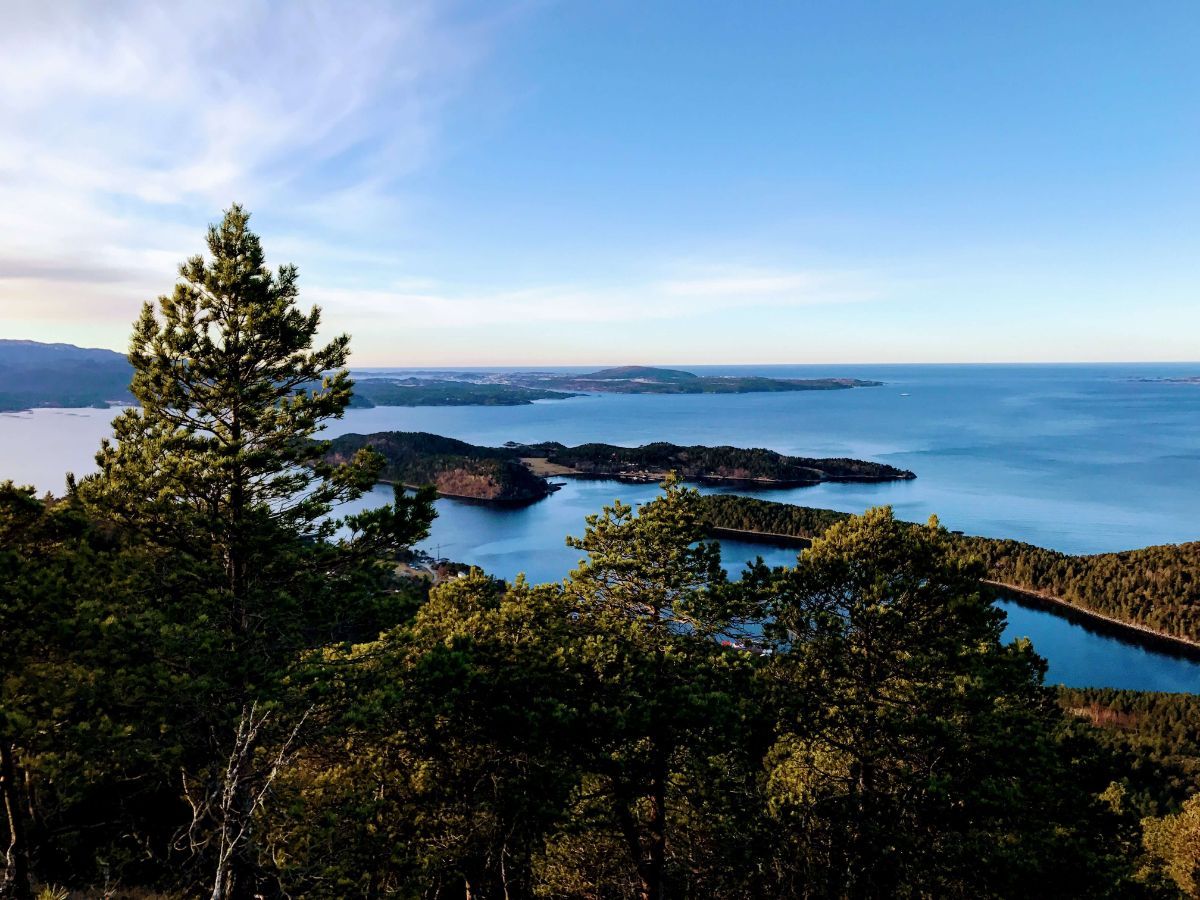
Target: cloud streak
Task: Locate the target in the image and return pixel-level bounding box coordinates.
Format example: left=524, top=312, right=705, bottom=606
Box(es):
left=318, top=266, right=884, bottom=329
left=0, top=0, right=497, bottom=332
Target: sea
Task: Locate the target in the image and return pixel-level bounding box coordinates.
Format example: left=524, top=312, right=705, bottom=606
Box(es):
left=3, top=363, right=1199, bottom=692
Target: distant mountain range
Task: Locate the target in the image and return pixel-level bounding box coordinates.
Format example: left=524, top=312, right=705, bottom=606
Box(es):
left=0, top=341, right=883, bottom=413
left=0, top=340, right=133, bottom=412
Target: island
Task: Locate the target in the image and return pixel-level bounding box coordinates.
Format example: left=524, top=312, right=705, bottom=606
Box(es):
left=2, top=342, right=885, bottom=412
left=324, top=431, right=915, bottom=503
left=1132, top=375, right=1200, bottom=385
left=340, top=364, right=887, bottom=403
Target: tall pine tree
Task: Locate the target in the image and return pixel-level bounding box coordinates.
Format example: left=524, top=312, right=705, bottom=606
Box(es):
left=77, top=205, right=433, bottom=899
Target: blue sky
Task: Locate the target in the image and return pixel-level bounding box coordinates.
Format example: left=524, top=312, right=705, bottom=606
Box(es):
left=1, top=1, right=1197, bottom=365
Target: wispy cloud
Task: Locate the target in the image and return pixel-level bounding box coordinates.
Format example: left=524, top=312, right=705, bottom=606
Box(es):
left=0, top=0, right=499, bottom=330
left=0, top=2, right=890, bottom=360
left=317, top=265, right=884, bottom=330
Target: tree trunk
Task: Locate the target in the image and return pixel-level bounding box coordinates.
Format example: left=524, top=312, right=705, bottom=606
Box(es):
left=644, top=752, right=667, bottom=900
left=613, top=764, right=667, bottom=900
left=0, top=742, right=32, bottom=900
left=209, top=705, right=260, bottom=900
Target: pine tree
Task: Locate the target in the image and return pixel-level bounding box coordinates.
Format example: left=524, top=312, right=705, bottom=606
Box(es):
left=77, top=205, right=433, bottom=899
left=762, top=507, right=1135, bottom=897
left=563, top=475, right=755, bottom=900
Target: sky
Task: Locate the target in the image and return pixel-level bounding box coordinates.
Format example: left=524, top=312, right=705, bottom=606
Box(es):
left=0, top=0, right=1197, bottom=366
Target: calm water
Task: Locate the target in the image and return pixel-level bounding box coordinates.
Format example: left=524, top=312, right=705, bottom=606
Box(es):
left=3, top=363, right=1199, bottom=692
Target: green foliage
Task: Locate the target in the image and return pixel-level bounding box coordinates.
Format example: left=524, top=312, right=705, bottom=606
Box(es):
left=696, top=492, right=850, bottom=538
left=1142, top=793, right=1200, bottom=896
left=760, top=508, right=1138, bottom=898
left=1057, top=688, right=1200, bottom=816
left=559, top=475, right=761, bottom=900
left=0, top=484, right=186, bottom=893
left=3, top=467, right=1168, bottom=897
left=62, top=205, right=434, bottom=897
left=264, top=572, right=585, bottom=896
left=695, top=492, right=1200, bottom=642
left=327, top=431, right=551, bottom=501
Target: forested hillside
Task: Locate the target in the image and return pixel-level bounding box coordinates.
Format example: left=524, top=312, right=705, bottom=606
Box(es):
left=0, top=340, right=132, bottom=410
left=963, top=537, right=1200, bottom=643
left=1057, top=687, right=1200, bottom=815
left=695, top=494, right=1200, bottom=644
left=3, top=209, right=1196, bottom=899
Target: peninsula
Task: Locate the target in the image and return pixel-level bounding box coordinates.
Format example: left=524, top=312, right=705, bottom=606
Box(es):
left=504, top=365, right=882, bottom=394
left=694, top=494, right=1200, bottom=649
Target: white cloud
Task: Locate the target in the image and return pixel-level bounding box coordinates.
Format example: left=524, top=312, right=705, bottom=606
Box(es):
left=0, top=2, right=890, bottom=357
left=0, top=0, right=499, bottom=329
left=316, top=265, right=884, bottom=330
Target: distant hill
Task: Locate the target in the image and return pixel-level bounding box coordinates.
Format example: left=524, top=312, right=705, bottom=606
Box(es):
left=0, top=342, right=579, bottom=412
left=581, top=365, right=700, bottom=383
left=0, top=340, right=133, bottom=412
left=0, top=344, right=880, bottom=412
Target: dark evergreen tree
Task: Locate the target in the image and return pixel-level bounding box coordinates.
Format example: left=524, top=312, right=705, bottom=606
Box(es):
left=559, top=475, right=759, bottom=900
left=76, top=205, right=433, bottom=899
left=761, top=507, right=1137, bottom=898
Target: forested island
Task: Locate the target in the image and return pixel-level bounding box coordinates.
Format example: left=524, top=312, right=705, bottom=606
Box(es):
left=526, top=439, right=914, bottom=483
left=324, top=431, right=915, bottom=502
left=695, top=494, right=1200, bottom=647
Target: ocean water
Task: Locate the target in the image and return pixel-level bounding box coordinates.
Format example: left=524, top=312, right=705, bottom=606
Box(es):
left=3, top=363, right=1199, bottom=691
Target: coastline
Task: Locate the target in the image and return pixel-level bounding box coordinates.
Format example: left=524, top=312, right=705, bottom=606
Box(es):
left=703, top=526, right=1200, bottom=660
left=981, top=580, right=1200, bottom=660
left=376, top=476, right=554, bottom=505
left=520, top=462, right=911, bottom=489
